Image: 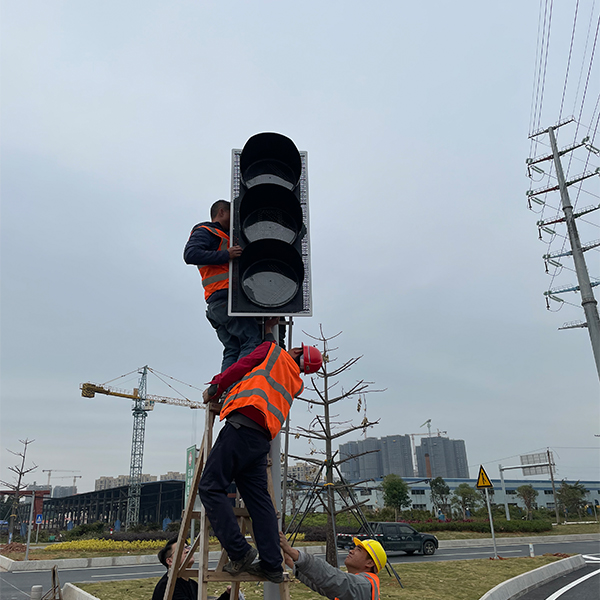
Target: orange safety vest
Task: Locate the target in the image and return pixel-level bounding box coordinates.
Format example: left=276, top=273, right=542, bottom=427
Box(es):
left=335, top=572, right=379, bottom=600
left=361, top=573, right=379, bottom=600
left=192, top=225, right=230, bottom=301
left=220, top=344, right=304, bottom=439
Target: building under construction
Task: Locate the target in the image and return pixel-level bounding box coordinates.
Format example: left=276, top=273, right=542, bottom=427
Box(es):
left=38, top=479, right=184, bottom=530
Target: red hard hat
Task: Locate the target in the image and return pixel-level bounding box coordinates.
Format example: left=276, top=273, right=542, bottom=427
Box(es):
left=301, top=344, right=323, bottom=374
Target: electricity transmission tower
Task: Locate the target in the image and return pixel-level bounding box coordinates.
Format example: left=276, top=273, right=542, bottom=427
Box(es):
left=527, top=117, right=600, bottom=380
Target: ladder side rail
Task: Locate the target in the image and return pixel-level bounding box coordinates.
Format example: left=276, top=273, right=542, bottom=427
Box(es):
left=163, top=435, right=206, bottom=600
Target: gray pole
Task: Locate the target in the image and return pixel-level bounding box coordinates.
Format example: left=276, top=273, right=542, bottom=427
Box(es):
left=25, top=494, right=35, bottom=560
left=264, top=433, right=282, bottom=600
left=484, top=488, right=499, bottom=559
left=547, top=448, right=560, bottom=524
left=548, top=127, right=600, bottom=380
left=499, top=466, right=510, bottom=521
left=281, top=318, right=293, bottom=529
left=265, top=320, right=289, bottom=600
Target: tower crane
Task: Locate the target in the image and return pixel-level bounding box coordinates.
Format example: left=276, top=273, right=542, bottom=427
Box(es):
left=408, top=421, right=447, bottom=477
left=42, top=469, right=81, bottom=487
left=80, top=366, right=203, bottom=530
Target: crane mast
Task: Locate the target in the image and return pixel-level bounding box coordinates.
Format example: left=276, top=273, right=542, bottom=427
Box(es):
left=126, top=366, right=147, bottom=530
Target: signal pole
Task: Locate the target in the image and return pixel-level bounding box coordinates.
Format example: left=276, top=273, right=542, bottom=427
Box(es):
left=528, top=119, right=600, bottom=380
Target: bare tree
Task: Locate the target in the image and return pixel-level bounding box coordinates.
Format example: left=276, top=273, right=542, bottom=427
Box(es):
left=289, top=327, right=381, bottom=566
left=1, top=439, right=37, bottom=542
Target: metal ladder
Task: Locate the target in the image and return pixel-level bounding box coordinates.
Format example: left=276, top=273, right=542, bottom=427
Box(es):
left=163, top=400, right=290, bottom=600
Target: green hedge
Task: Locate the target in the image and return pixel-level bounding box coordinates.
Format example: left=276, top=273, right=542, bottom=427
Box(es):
left=414, top=519, right=553, bottom=533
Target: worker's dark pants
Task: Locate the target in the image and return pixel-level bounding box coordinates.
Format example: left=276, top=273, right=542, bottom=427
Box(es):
left=206, top=300, right=262, bottom=372
left=198, top=422, right=282, bottom=573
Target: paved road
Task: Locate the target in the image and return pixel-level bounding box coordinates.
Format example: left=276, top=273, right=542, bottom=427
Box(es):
left=517, top=555, right=600, bottom=600
left=388, top=538, right=600, bottom=564
left=1, top=538, right=599, bottom=599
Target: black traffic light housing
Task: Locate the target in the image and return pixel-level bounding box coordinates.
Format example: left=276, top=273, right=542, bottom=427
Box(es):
left=229, top=132, right=311, bottom=316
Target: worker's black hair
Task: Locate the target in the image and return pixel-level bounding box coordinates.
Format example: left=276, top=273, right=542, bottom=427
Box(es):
left=210, top=199, right=230, bottom=220
left=158, top=537, right=179, bottom=568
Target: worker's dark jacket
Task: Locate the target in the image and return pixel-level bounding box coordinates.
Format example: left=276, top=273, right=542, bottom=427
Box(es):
left=183, top=221, right=229, bottom=304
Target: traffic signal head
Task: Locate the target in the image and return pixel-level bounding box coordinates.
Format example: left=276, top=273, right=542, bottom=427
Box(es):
left=229, top=132, right=311, bottom=316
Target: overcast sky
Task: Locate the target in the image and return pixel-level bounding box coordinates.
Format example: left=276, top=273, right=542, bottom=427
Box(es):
left=1, top=1, right=599, bottom=496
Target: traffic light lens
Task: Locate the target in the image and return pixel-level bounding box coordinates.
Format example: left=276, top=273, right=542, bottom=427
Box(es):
left=242, top=159, right=298, bottom=189
left=243, top=208, right=298, bottom=243
left=239, top=183, right=303, bottom=245
left=241, top=260, right=300, bottom=308
left=238, top=239, right=305, bottom=308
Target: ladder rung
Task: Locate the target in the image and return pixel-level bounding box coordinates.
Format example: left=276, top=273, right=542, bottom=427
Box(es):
left=182, top=568, right=199, bottom=577
left=191, top=511, right=202, bottom=519
left=232, top=507, right=250, bottom=517
left=204, top=571, right=290, bottom=583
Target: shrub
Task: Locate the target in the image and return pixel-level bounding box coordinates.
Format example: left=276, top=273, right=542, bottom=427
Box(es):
left=64, top=522, right=106, bottom=541
left=44, top=538, right=166, bottom=552
left=409, top=519, right=553, bottom=533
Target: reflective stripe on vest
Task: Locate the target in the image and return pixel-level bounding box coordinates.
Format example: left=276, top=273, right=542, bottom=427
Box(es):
left=334, top=573, right=379, bottom=600
left=362, top=573, right=380, bottom=600
left=193, top=225, right=230, bottom=301
left=220, top=344, right=304, bottom=439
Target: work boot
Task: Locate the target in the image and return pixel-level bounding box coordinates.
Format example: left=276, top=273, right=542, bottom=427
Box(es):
left=223, top=547, right=257, bottom=577
left=246, top=562, right=284, bottom=583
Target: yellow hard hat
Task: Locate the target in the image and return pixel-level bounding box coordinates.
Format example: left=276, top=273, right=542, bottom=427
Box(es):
left=352, top=537, right=387, bottom=573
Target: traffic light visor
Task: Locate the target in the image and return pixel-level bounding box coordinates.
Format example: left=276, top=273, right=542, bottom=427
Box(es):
left=240, top=133, right=302, bottom=190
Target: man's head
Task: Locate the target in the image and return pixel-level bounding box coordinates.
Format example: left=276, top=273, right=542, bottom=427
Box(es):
left=210, top=199, right=231, bottom=230
left=344, top=538, right=387, bottom=574
left=288, top=344, right=323, bottom=375
left=158, top=538, right=193, bottom=570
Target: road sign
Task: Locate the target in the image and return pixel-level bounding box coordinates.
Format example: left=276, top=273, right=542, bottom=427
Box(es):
left=476, top=465, right=493, bottom=489
left=35, top=514, right=43, bottom=525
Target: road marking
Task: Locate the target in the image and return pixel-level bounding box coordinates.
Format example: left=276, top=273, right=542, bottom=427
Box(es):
left=583, top=554, right=600, bottom=563
left=0, top=576, right=31, bottom=597
left=545, top=567, right=600, bottom=600
left=92, top=570, right=164, bottom=578
left=440, top=550, right=523, bottom=557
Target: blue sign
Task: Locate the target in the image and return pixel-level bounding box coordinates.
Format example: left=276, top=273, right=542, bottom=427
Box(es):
left=35, top=514, right=43, bottom=525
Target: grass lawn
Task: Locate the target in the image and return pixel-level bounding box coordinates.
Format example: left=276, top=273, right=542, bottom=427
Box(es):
left=76, top=555, right=564, bottom=600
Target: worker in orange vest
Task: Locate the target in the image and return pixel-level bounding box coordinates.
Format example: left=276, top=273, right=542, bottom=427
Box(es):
left=279, top=533, right=386, bottom=600
left=199, top=323, right=323, bottom=584
left=184, top=199, right=262, bottom=371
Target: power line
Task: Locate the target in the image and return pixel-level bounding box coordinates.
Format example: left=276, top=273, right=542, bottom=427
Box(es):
left=559, top=0, right=581, bottom=122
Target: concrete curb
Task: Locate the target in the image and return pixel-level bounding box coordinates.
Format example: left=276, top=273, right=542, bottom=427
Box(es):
left=62, top=583, right=101, bottom=600
left=0, top=553, right=161, bottom=572
left=439, top=533, right=599, bottom=549
left=478, top=554, right=586, bottom=600
left=1, top=546, right=329, bottom=573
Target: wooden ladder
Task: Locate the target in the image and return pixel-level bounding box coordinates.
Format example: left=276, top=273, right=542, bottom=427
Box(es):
left=163, top=401, right=290, bottom=600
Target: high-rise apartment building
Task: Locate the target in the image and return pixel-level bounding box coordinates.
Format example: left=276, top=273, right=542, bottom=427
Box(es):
left=339, top=435, right=413, bottom=481
left=416, top=437, right=469, bottom=478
